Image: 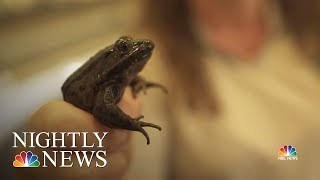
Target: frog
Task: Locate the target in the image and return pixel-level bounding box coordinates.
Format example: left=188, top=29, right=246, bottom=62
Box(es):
left=61, top=36, right=167, bottom=145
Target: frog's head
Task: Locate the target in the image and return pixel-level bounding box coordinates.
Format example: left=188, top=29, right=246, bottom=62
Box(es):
left=106, top=36, right=154, bottom=78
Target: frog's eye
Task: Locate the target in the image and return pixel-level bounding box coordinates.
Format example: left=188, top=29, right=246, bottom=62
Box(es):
left=115, top=39, right=131, bottom=54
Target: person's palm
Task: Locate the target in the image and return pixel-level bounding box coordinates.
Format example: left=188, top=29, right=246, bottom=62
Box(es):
left=14, top=88, right=140, bottom=180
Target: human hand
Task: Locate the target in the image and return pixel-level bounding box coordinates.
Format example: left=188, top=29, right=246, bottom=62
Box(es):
left=14, top=87, right=141, bottom=180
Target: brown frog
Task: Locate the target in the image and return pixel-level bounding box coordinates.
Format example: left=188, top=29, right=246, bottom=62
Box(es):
left=61, top=36, right=166, bottom=144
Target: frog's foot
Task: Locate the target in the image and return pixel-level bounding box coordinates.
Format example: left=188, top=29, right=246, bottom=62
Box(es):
left=130, top=76, right=168, bottom=98
left=131, top=115, right=162, bottom=145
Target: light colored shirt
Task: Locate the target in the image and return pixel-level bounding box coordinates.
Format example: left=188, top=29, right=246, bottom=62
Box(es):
left=170, top=35, right=320, bottom=179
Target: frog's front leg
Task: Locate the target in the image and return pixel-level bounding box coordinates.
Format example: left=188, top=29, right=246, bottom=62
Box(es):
left=92, top=85, right=161, bottom=145
left=130, top=76, right=168, bottom=98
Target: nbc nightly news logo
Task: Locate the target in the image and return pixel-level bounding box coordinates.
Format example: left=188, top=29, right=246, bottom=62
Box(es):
left=12, top=132, right=109, bottom=168
left=278, top=145, right=298, bottom=160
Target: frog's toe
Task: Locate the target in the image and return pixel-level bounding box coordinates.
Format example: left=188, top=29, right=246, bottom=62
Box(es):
left=139, top=121, right=161, bottom=145
left=139, top=127, right=150, bottom=145
left=131, top=118, right=161, bottom=144
left=139, top=121, right=162, bottom=131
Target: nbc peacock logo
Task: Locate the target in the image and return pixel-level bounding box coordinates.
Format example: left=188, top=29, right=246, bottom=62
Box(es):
left=278, top=145, right=298, bottom=160
left=13, top=151, right=40, bottom=167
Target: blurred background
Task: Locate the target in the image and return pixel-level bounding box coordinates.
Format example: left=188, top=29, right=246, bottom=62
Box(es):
left=1, top=0, right=320, bottom=180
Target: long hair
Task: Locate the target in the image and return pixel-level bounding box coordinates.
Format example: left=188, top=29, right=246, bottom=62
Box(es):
left=143, top=0, right=218, bottom=113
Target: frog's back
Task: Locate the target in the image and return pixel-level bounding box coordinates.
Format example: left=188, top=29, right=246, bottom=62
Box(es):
left=61, top=45, right=113, bottom=111
left=61, top=45, right=112, bottom=93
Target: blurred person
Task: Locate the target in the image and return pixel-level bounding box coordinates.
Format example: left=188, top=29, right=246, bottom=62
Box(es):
left=142, top=0, right=320, bottom=179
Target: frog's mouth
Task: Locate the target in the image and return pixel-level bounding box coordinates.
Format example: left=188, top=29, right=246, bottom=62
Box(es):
left=131, top=41, right=154, bottom=60
left=111, top=40, right=154, bottom=74
left=109, top=52, right=152, bottom=76
left=120, top=44, right=153, bottom=65
left=139, top=51, right=152, bottom=60
left=123, top=51, right=152, bottom=66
